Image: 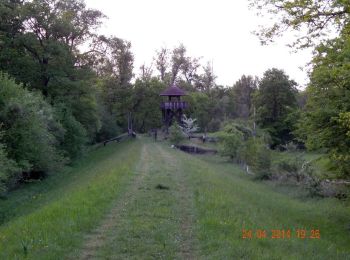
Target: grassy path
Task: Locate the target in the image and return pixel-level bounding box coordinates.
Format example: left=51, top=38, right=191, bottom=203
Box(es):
left=0, top=137, right=349, bottom=259
left=78, top=144, right=150, bottom=259
left=79, top=140, right=198, bottom=259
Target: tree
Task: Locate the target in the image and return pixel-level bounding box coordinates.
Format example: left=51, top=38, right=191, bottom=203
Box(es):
left=131, top=78, right=164, bottom=133
left=189, top=92, right=212, bottom=131
left=94, top=36, right=134, bottom=135
left=155, top=47, right=169, bottom=82
left=254, top=68, right=298, bottom=146
left=0, top=73, right=65, bottom=179
left=232, top=75, right=258, bottom=119
left=250, top=0, right=350, bottom=176
left=296, top=34, right=350, bottom=177
left=0, top=0, right=105, bottom=144
left=171, top=44, right=187, bottom=84
left=180, top=115, right=199, bottom=136
left=154, top=44, right=202, bottom=88
left=93, top=36, right=134, bottom=86
left=250, top=0, right=350, bottom=49
left=240, top=137, right=271, bottom=179
left=194, top=62, right=216, bottom=93
left=218, top=123, right=244, bottom=161
left=2, top=0, right=104, bottom=95
left=169, top=122, right=185, bottom=144
left=181, top=56, right=201, bottom=85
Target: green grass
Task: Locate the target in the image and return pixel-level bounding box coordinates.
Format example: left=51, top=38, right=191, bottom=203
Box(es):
left=271, top=150, right=336, bottom=179
left=94, top=141, right=193, bottom=259
left=175, top=148, right=350, bottom=259
left=0, top=139, right=141, bottom=259
left=0, top=137, right=349, bottom=259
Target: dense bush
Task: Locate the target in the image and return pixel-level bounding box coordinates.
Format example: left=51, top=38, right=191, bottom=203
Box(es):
left=169, top=122, right=185, bottom=144
left=217, top=122, right=273, bottom=178
left=241, top=137, right=272, bottom=179
left=0, top=73, right=65, bottom=187
left=218, top=123, right=244, bottom=161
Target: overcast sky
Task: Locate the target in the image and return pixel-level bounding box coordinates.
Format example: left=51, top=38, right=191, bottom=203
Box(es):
left=85, top=0, right=313, bottom=88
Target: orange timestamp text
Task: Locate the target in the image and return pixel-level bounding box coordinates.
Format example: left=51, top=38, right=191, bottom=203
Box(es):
left=242, top=229, right=320, bottom=239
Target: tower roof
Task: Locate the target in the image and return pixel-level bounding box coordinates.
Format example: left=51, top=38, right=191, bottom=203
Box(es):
left=160, top=84, right=187, bottom=96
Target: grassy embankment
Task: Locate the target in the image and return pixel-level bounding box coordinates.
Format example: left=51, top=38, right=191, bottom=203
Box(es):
left=0, top=139, right=141, bottom=259
left=0, top=136, right=349, bottom=259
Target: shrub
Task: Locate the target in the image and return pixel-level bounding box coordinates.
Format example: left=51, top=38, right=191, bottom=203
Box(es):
left=218, top=124, right=244, bottom=161
left=180, top=115, right=199, bottom=136
left=0, top=73, right=65, bottom=184
left=253, top=145, right=272, bottom=180
left=169, top=122, right=185, bottom=144
left=241, top=138, right=272, bottom=179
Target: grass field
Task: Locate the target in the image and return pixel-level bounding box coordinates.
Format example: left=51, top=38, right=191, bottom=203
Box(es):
left=0, top=136, right=349, bottom=259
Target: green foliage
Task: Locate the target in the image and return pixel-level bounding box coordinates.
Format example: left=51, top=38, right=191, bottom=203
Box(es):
left=96, top=105, right=121, bottom=142
left=0, top=0, right=104, bottom=143
left=189, top=92, right=211, bottom=131
left=254, top=68, right=298, bottom=146
left=218, top=123, right=244, bottom=160
left=131, top=78, right=164, bottom=133
left=232, top=75, right=257, bottom=119
left=339, top=112, right=350, bottom=137
left=54, top=104, right=88, bottom=160
left=0, top=73, right=65, bottom=180
left=297, top=33, right=350, bottom=177
left=0, top=135, right=19, bottom=194
left=169, top=122, right=185, bottom=144
left=241, top=137, right=271, bottom=179
left=250, top=0, right=350, bottom=49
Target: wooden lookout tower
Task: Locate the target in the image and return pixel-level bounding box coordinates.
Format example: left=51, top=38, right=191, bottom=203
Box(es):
left=160, top=84, right=188, bottom=132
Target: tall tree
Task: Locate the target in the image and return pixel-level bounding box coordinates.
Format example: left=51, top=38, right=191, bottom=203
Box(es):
left=171, top=44, right=187, bottom=84
left=93, top=36, right=134, bottom=134
left=254, top=68, right=298, bottom=146
left=132, top=78, right=164, bottom=133
left=297, top=33, right=350, bottom=176
left=5, top=0, right=104, bottom=95
left=232, top=75, right=258, bottom=119
left=0, top=0, right=105, bottom=142
left=251, top=0, right=350, bottom=176
left=154, top=44, right=204, bottom=89
left=155, top=47, right=169, bottom=82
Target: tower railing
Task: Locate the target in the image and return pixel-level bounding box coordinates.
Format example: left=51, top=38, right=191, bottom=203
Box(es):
left=160, top=101, right=188, bottom=110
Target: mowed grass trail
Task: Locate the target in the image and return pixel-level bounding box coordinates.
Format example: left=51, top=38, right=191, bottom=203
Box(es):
left=79, top=140, right=198, bottom=259
left=0, top=136, right=349, bottom=259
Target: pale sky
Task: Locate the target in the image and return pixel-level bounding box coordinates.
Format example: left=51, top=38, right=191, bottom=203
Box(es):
left=85, top=0, right=313, bottom=88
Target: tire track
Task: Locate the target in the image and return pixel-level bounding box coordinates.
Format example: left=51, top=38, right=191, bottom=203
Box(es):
left=78, top=143, right=149, bottom=260
left=155, top=145, right=198, bottom=259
